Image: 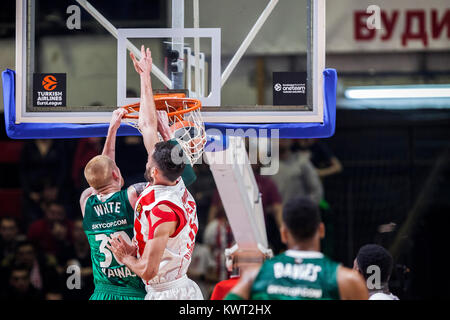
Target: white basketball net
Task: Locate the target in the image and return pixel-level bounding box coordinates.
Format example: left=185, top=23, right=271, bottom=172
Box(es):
left=124, top=100, right=207, bottom=165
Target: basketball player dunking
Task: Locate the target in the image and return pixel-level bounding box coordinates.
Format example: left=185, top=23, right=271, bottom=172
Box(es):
left=108, top=46, right=203, bottom=300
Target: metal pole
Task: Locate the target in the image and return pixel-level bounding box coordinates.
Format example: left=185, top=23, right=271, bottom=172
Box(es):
left=171, top=0, right=184, bottom=89
left=76, top=0, right=173, bottom=89
left=193, top=0, right=201, bottom=98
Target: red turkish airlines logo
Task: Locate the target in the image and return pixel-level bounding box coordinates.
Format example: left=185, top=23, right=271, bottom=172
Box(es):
left=42, top=75, right=58, bottom=91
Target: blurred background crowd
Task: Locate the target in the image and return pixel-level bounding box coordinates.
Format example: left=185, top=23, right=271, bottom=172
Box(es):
left=1, top=120, right=449, bottom=299
left=0, top=134, right=343, bottom=299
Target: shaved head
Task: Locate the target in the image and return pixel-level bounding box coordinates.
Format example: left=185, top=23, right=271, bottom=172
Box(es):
left=84, top=155, right=117, bottom=190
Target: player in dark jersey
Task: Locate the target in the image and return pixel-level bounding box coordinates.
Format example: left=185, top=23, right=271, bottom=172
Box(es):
left=225, top=197, right=368, bottom=300
left=80, top=109, right=148, bottom=300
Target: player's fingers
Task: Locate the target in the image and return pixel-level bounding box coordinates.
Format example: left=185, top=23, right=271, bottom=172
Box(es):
left=157, top=110, right=167, bottom=117
left=130, top=52, right=136, bottom=63
left=147, top=48, right=151, bottom=58
left=118, top=108, right=127, bottom=118
left=114, top=108, right=124, bottom=117
left=117, top=235, right=125, bottom=244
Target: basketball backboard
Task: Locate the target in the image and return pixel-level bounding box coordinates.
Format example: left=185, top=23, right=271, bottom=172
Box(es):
left=7, top=0, right=335, bottom=138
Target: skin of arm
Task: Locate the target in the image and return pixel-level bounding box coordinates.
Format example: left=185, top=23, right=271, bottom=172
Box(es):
left=79, top=187, right=96, bottom=217
left=127, top=182, right=147, bottom=209
left=130, top=46, right=159, bottom=160
left=337, top=266, right=369, bottom=300
left=157, top=110, right=173, bottom=141
left=102, top=109, right=128, bottom=161
left=317, top=157, right=343, bottom=178
left=107, top=205, right=177, bottom=282
left=81, top=108, right=125, bottom=217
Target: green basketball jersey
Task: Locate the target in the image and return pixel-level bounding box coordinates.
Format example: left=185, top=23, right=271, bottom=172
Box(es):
left=83, top=190, right=145, bottom=294
left=250, top=250, right=341, bottom=300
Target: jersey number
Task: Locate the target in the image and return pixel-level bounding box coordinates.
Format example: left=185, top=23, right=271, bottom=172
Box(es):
left=95, top=232, right=132, bottom=268
left=184, top=200, right=197, bottom=256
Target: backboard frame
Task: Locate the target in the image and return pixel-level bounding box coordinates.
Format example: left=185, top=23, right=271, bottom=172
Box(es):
left=11, top=0, right=330, bottom=129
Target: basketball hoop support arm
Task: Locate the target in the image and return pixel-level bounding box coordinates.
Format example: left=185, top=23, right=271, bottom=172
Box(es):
left=76, top=0, right=173, bottom=89
left=204, top=136, right=270, bottom=252
left=221, top=0, right=279, bottom=87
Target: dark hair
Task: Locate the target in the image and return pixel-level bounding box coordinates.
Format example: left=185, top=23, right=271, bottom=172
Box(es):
left=152, top=141, right=186, bottom=182
left=282, top=197, right=321, bottom=241
left=356, top=244, right=393, bottom=283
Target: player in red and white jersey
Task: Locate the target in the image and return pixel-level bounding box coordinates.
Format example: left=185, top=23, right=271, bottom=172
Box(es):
left=134, top=159, right=201, bottom=299
left=107, top=46, right=203, bottom=300
left=109, top=142, right=203, bottom=299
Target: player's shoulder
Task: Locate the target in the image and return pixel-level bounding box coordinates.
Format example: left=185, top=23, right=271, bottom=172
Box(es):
left=129, top=182, right=149, bottom=195
left=135, top=183, right=155, bottom=204
left=337, top=266, right=367, bottom=293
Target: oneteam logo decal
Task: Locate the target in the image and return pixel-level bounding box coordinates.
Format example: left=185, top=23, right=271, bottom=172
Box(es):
left=41, top=75, right=58, bottom=91
left=274, top=83, right=282, bottom=92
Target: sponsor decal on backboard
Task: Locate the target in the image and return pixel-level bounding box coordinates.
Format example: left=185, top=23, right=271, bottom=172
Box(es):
left=273, top=72, right=307, bottom=106
left=33, top=73, right=67, bottom=107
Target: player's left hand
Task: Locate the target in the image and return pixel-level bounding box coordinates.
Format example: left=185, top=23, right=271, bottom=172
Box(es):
left=107, top=235, right=131, bottom=263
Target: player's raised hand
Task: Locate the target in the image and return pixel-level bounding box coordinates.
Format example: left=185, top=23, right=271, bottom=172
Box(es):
left=130, top=45, right=153, bottom=76
left=157, top=110, right=172, bottom=141
left=109, top=108, right=127, bottom=131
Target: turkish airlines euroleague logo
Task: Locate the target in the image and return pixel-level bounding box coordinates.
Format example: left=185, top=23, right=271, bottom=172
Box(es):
left=33, top=73, right=66, bottom=107
left=41, top=75, right=58, bottom=91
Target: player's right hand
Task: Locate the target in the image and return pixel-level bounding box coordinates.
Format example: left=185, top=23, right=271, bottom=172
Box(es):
left=130, top=45, right=153, bottom=75
left=109, top=108, right=127, bottom=131
left=157, top=110, right=172, bottom=141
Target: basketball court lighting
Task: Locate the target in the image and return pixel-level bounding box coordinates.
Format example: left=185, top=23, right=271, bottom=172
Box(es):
left=345, top=85, right=450, bottom=100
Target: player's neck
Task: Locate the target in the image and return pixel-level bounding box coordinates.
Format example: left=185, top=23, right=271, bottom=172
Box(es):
left=153, top=178, right=177, bottom=187
left=96, top=184, right=120, bottom=195
left=369, top=283, right=391, bottom=295
left=289, top=240, right=321, bottom=253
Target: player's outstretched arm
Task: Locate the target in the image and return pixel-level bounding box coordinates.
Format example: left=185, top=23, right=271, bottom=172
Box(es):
left=102, top=108, right=127, bottom=161
left=130, top=46, right=159, bottom=160
left=337, top=266, right=369, bottom=300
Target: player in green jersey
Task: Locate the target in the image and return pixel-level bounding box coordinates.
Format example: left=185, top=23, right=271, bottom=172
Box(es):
left=225, top=197, right=369, bottom=300
left=80, top=108, right=148, bottom=300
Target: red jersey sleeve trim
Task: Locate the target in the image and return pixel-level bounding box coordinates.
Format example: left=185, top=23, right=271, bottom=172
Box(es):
left=155, top=200, right=187, bottom=238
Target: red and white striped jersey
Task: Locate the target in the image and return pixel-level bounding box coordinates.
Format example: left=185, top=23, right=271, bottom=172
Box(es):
left=134, top=178, right=198, bottom=285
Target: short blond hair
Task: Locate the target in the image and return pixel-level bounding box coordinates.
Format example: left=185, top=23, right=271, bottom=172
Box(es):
left=84, top=155, right=116, bottom=190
